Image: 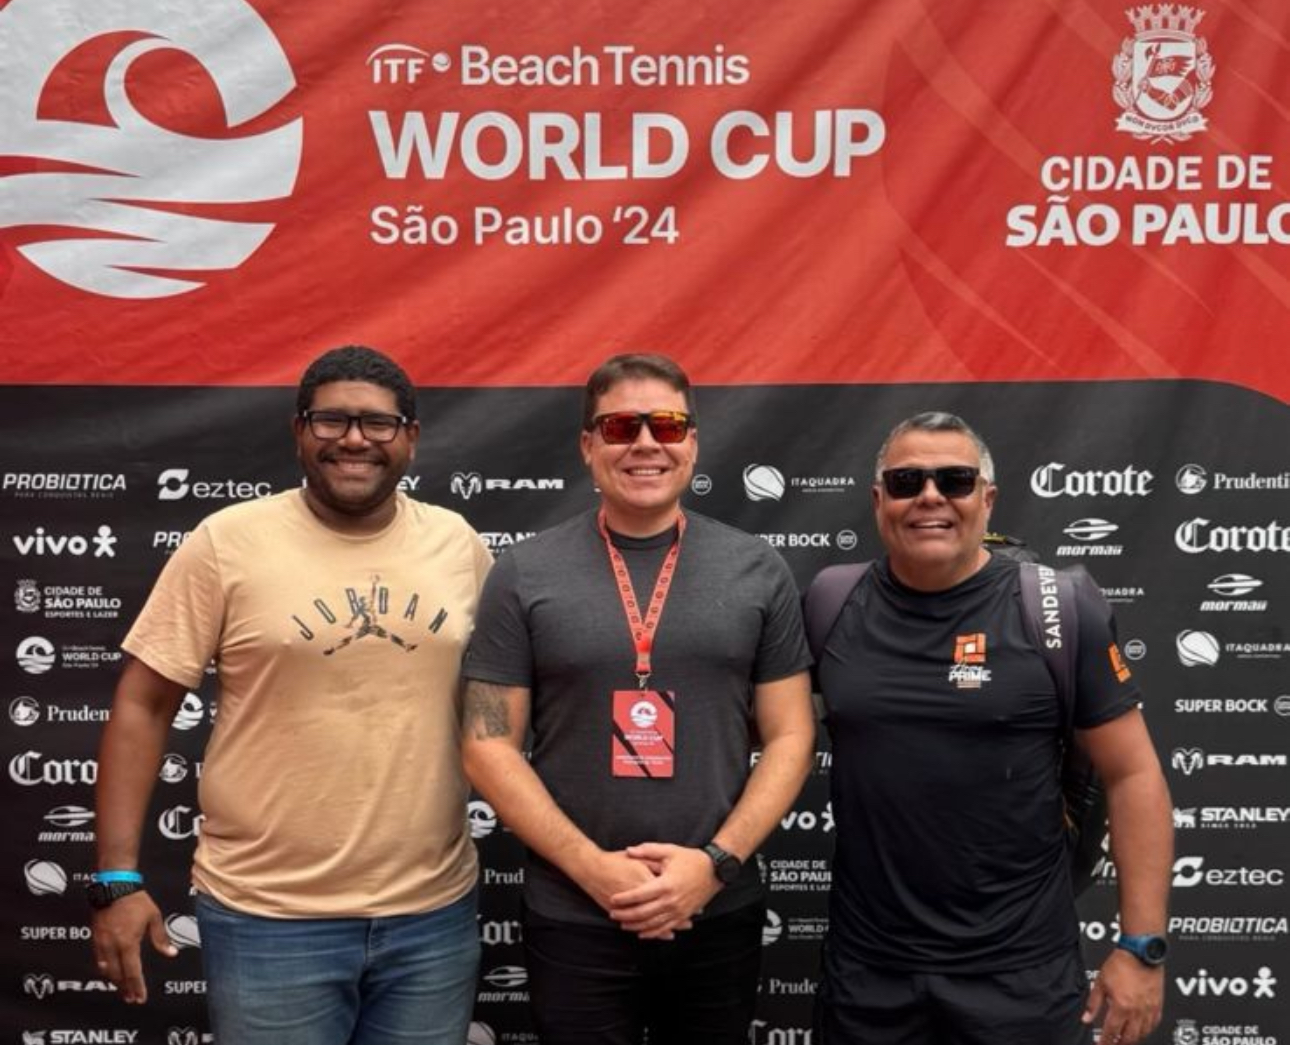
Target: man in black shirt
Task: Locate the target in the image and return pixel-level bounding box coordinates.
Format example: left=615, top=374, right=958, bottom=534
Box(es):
left=814, top=411, right=1172, bottom=1045
left=462, top=354, right=815, bottom=1045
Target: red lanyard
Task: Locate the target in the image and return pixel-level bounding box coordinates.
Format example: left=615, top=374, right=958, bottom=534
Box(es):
left=597, top=509, right=686, bottom=690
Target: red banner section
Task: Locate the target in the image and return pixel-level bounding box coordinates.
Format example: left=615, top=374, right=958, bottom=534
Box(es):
left=1, top=1, right=1287, bottom=399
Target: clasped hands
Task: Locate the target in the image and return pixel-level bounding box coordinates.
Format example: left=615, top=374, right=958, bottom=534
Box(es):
left=586, top=843, right=723, bottom=941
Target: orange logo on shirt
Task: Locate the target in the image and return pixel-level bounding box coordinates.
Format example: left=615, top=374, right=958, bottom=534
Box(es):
left=1109, top=643, right=1132, bottom=683
left=954, top=633, right=988, bottom=665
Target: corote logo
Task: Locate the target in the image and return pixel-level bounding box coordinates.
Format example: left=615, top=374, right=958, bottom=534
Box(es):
left=159, top=804, right=204, bottom=840
left=1029, top=463, right=1152, bottom=498
left=1112, top=4, right=1214, bottom=143
left=0, top=0, right=302, bottom=299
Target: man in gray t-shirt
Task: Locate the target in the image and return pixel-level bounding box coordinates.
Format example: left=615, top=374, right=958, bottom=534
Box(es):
left=462, top=353, right=814, bottom=1045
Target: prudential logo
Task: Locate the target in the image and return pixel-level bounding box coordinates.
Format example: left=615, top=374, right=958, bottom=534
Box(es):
left=0, top=0, right=302, bottom=299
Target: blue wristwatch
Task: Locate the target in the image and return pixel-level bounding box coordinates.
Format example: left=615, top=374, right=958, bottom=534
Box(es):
left=1115, top=932, right=1168, bottom=967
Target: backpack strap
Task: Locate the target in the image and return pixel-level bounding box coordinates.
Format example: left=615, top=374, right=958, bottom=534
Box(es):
left=803, top=563, right=870, bottom=661
left=1017, top=562, right=1080, bottom=734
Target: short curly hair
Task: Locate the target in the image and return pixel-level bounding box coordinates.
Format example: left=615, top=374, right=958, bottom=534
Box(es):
left=296, top=345, right=417, bottom=420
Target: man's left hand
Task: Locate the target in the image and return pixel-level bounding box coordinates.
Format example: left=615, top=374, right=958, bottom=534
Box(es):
left=1083, top=948, right=1165, bottom=1045
left=607, top=843, right=722, bottom=940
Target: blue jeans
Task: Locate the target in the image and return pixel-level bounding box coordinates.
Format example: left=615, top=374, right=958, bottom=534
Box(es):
left=195, top=888, right=480, bottom=1045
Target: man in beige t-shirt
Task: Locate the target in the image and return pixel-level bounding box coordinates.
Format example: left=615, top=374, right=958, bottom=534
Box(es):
left=90, top=346, right=492, bottom=1045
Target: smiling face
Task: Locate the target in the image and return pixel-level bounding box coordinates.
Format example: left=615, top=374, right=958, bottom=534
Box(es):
left=873, top=428, right=996, bottom=591
left=294, top=380, right=418, bottom=533
left=580, top=377, right=697, bottom=537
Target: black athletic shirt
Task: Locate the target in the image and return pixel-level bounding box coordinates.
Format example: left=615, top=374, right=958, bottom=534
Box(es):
left=818, top=554, right=1140, bottom=972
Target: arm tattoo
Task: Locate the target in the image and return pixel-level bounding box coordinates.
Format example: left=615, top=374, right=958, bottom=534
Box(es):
left=464, top=681, right=513, bottom=740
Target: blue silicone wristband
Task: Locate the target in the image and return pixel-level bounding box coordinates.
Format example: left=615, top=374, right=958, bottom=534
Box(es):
left=91, top=870, right=143, bottom=884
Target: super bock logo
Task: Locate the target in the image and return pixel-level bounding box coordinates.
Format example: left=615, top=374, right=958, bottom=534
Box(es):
left=1112, top=5, right=1214, bottom=143
left=0, top=0, right=302, bottom=299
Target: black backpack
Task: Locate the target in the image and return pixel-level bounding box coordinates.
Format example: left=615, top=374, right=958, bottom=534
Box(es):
left=803, top=539, right=1107, bottom=896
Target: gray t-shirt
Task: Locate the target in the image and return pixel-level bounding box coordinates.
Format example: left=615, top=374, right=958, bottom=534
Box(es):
left=465, top=508, right=811, bottom=925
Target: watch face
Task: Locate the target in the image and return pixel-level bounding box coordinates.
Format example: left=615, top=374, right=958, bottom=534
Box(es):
left=705, top=844, right=742, bottom=884
left=1144, top=937, right=1168, bottom=963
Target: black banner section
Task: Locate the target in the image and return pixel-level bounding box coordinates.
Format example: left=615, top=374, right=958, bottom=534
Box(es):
left=3, top=381, right=1287, bottom=1044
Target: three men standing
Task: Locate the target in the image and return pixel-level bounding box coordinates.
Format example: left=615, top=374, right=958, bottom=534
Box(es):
left=462, top=354, right=816, bottom=1045
left=91, top=347, right=492, bottom=1045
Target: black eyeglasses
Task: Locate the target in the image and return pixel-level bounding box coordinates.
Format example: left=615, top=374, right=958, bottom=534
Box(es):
left=300, top=410, right=408, bottom=443
left=589, top=411, right=694, bottom=445
left=881, top=466, right=981, bottom=499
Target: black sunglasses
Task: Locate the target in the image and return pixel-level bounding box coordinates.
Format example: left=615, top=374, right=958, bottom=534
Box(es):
left=589, top=411, right=694, bottom=445
left=881, top=466, right=981, bottom=499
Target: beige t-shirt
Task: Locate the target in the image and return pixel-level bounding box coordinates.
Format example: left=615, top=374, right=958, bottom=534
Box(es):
left=124, top=490, right=492, bottom=917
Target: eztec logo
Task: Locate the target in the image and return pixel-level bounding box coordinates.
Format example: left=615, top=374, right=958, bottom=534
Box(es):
left=156, top=469, right=272, bottom=502
left=0, top=0, right=302, bottom=298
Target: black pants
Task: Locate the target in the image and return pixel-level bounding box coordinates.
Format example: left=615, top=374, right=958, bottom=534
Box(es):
left=523, top=902, right=764, bottom=1045
left=815, top=946, right=1093, bottom=1045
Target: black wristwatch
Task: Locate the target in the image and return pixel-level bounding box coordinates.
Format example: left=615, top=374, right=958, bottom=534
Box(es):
left=1115, top=932, right=1168, bottom=967
left=703, top=843, right=742, bottom=886
left=86, top=872, right=145, bottom=910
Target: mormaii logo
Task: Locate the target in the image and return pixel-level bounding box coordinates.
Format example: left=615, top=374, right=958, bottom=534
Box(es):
left=0, top=0, right=302, bottom=299
left=1056, top=518, right=1124, bottom=558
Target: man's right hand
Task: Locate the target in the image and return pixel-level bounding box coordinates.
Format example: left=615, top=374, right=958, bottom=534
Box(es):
left=90, top=891, right=179, bottom=1003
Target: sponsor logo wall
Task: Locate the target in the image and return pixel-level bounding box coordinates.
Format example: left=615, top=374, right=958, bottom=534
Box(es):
left=1, top=1, right=1287, bottom=1042
left=2, top=382, right=1287, bottom=1040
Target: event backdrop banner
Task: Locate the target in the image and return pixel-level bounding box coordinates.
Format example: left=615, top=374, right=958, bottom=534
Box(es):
left=1, top=1, right=1287, bottom=1044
